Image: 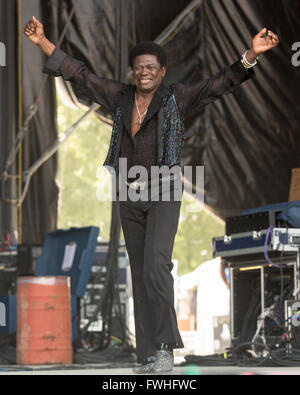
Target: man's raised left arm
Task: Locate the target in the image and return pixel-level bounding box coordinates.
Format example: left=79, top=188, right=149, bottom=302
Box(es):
left=179, top=28, right=279, bottom=117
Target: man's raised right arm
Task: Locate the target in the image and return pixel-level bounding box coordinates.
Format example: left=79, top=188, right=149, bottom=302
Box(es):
left=24, top=16, right=56, bottom=57
left=24, top=16, right=125, bottom=113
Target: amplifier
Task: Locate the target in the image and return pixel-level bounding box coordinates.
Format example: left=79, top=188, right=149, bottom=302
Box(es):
left=225, top=201, right=300, bottom=235
left=225, top=211, right=283, bottom=235
left=80, top=283, right=128, bottom=336
left=89, top=246, right=128, bottom=285
left=213, top=228, right=300, bottom=261
left=272, top=228, right=300, bottom=252
left=80, top=243, right=130, bottom=342
left=213, top=230, right=269, bottom=259
left=17, top=244, right=43, bottom=275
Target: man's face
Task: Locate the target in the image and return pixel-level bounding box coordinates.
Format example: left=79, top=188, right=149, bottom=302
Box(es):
left=132, top=54, right=166, bottom=94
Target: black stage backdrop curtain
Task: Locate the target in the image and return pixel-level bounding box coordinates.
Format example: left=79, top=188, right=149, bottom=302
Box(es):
left=0, top=0, right=58, bottom=245
left=0, top=0, right=18, bottom=245
left=178, top=0, right=300, bottom=219
left=1, top=0, right=300, bottom=244
left=20, top=0, right=58, bottom=243
left=44, top=0, right=300, bottom=221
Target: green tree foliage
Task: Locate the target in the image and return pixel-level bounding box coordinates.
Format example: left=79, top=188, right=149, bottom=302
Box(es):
left=56, top=95, right=112, bottom=240
left=173, top=195, right=224, bottom=275
left=56, top=95, right=224, bottom=276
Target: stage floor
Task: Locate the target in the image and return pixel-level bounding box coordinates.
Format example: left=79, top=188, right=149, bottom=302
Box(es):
left=0, top=364, right=300, bottom=375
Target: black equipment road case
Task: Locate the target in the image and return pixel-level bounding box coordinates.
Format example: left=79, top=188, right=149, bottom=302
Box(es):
left=213, top=228, right=300, bottom=347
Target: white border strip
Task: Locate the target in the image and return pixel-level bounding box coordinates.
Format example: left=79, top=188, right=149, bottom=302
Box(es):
left=17, top=276, right=70, bottom=286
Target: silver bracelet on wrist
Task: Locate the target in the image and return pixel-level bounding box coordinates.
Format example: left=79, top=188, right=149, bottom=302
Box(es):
left=241, top=50, right=258, bottom=69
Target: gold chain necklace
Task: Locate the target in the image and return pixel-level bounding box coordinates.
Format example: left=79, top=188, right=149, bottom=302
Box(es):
left=135, top=93, right=148, bottom=125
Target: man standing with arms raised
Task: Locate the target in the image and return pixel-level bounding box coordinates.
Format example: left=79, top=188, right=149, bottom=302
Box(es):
left=24, top=16, right=279, bottom=374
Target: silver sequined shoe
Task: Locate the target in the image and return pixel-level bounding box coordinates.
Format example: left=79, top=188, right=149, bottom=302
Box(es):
left=132, top=362, right=155, bottom=374
left=153, top=350, right=174, bottom=373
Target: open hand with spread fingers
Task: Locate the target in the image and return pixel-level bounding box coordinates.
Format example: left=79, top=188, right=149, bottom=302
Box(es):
left=251, top=27, right=280, bottom=56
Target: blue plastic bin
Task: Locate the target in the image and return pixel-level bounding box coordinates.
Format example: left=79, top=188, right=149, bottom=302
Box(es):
left=35, top=227, right=99, bottom=298
left=0, top=295, right=16, bottom=333
left=0, top=226, right=99, bottom=340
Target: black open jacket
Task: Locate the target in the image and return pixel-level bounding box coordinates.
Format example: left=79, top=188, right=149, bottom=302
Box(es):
left=43, top=47, right=255, bottom=172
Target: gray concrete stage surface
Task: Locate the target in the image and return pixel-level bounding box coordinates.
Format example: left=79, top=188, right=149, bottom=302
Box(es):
left=1, top=351, right=300, bottom=375
left=0, top=364, right=300, bottom=375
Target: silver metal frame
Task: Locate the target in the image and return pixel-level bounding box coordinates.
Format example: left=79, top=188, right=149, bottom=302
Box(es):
left=229, top=256, right=300, bottom=342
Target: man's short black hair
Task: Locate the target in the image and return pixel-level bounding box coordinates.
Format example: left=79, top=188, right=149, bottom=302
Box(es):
left=129, top=41, right=167, bottom=68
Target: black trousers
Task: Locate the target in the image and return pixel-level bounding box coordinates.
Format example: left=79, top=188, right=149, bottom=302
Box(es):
left=119, top=193, right=184, bottom=364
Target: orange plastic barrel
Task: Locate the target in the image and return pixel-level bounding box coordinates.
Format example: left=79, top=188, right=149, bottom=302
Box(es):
left=16, top=276, right=72, bottom=365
